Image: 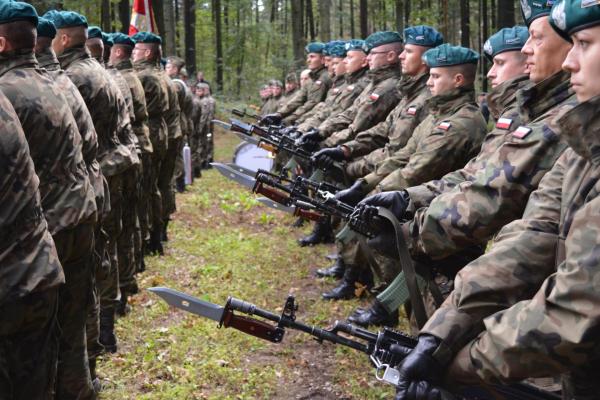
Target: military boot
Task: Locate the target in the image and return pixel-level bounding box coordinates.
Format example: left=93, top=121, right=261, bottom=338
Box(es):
left=89, top=357, right=102, bottom=393
left=116, top=293, right=131, bottom=317
left=176, top=176, right=185, bottom=193
left=99, top=307, right=117, bottom=353
left=291, top=216, right=305, bottom=228
left=149, top=229, right=164, bottom=256
left=315, top=258, right=346, bottom=279
left=298, top=217, right=334, bottom=247
left=162, top=220, right=169, bottom=242
left=347, top=300, right=399, bottom=328
left=322, top=266, right=367, bottom=300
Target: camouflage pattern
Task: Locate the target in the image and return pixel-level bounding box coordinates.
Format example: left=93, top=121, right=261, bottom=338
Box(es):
left=402, top=71, right=573, bottom=260
left=278, top=65, right=331, bottom=125
left=295, top=74, right=345, bottom=125
left=172, top=78, right=194, bottom=190
left=426, top=93, right=600, bottom=386
left=200, top=94, right=216, bottom=164
left=318, top=64, right=402, bottom=147
left=297, top=67, right=369, bottom=132
left=364, top=86, right=487, bottom=192
left=261, top=93, right=283, bottom=115
left=190, top=95, right=203, bottom=171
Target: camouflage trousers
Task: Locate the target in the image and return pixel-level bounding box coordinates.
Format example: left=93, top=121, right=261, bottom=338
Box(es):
left=189, top=130, right=203, bottom=172
left=118, top=165, right=140, bottom=296
left=0, top=288, right=60, bottom=400
left=138, top=152, right=152, bottom=243
left=150, top=145, right=166, bottom=235
left=53, top=222, right=96, bottom=400
left=159, top=137, right=182, bottom=223
left=99, top=174, right=123, bottom=310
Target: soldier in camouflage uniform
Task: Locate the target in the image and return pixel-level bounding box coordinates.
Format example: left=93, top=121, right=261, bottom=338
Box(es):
left=280, top=72, right=299, bottom=106
left=131, top=32, right=169, bottom=256
left=190, top=84, right=204, bottom=177
left=391, top=4, right=600, bottom=399
left=258, top=84, right=272, bottom=114
left=198, top=83, right=216, bottom=167
left=0, top=89, right=65, bottom=400
left=1, top=5, right=98, bottom=398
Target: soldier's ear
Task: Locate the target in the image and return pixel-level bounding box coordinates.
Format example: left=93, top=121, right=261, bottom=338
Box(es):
left=454, top=72, right=466, bottom=88
left=0, top=37, right=6, bottom=53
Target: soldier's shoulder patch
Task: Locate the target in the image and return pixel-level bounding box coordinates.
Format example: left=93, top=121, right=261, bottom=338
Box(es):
left=347, top=85, right=355, bottom=91
left=369, top=92, right=380, bottom=102
left=437, top=121, right=451, bottom=131
left=513, top=126, right=532, bottom=139
left=315, top=80, right=322, bottom=86
left=406, top=106, right=418, bottom=116
left=496, top=117, right=513, bottom=130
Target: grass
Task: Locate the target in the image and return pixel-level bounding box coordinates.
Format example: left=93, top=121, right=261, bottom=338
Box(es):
left=98, top=124, right=395, bottom=399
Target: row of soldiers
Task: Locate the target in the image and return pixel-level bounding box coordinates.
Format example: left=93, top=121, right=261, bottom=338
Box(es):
left=248, top=0, right=600, bottom=398
left=0, top=1, right=214, bottom=398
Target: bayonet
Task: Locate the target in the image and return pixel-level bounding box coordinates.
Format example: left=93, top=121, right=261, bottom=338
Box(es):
left=211, top=162, right=257, bottom=189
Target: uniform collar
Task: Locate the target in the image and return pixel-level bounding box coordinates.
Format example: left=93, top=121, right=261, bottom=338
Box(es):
left=133, top=58, right=160, bottom=71
left=399, top=72, right=429, bottom=98
left=487, top=74, right=529, bottom=120
left=517, top=70, right=573, bottom=123
left=309, top=65, right=327, bottom=80
left=113, top=59, right=134, bottom=71
left=557, top=94, right=600, bottom=165
left=57, top=45, right=91, bottom=70
left=0, top=49, right=39, bottom=78
left=367, top=63, right=400, bottom=84
left=346, top=66, right=368, bottom=84
left=35, top=47, right=61, bottom=71
left=427, top=85, right=476, bottom=116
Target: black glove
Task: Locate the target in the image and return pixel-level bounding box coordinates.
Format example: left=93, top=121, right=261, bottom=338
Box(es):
left=357, top=190, right=410, bottom=222
left=335, top=180, right=368, bottom=207
left=279, top=126, right=297, bottom=137
left=259, top=113, right=282, bottom=126
left=299, top=128, right=322, bottom=144
left=312, top=147, right=346, bottom=169
left=394, top=334, right=455, bottom=400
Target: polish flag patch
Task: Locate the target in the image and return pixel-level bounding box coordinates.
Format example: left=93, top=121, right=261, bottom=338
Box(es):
left=407, top=106, right=417, bottom=116
left=369, top=93, right=380, bottom=102
left=437, top=121, right=451, bottom=131
left=513, top=126, right=532, bottom=139
left=496, top=118, right=513, bottom=130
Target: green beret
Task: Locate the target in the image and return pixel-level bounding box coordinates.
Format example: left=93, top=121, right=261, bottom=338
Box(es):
left=305, top=42, right=325, bottom=54
left=111, top=32, right=136, bottom=47
left=328, top=42, right=347, bottom=58
left=43, top=10, right=88, bottom=29
left=87, top=26, right=102, bottom=39
left=344, top=39, right=366, bottom=52
left=363, top=31, right=403, bottom=52
left=0, top=0, right=37, bottom=26
left=520, top=0, right=556, bottom=26
left=131, top=31, right=162, bottom=45
left=403, top=25, right=444, bottom=47
left=101, top=32, right=113, bottom=46
left=483, top=26, right=529, bottom=61
left=423, top=43, right=479, bottom=68
left=550, top=0, right=600, bottom=38
left=37, top=17, right=57, bottom=39
left=323, top=40, right=345, bottom=56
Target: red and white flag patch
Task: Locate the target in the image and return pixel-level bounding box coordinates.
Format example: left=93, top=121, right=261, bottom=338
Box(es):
left=496, top=118, right=513, bottom=130
left=513, top=126, right=532, bottom=139
left=437, top=121, right=451, bottom=131
left=369, top=93, right=380, bottom=102
left=407, top=106, right=417, bottom=116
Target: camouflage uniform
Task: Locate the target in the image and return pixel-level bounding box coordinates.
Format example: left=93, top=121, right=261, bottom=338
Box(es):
left=200, top=93, right=216, bottom=165
left=0, top=90, right=65, bottom=400
left=278, top=65, right=331, bottom=125
left=261, top=94, right=282, bottom=115
left=172, top=78, right=194, bottom=190
left=317, top=64, right=402, bottom=148
left=297, top=67, right=369, bottom=132
left=0, top=50, right=98, bottom=400
left=295, top=74, right=345, bottom=125
left=425, top=93, right=600, bottom=395
left=190, top=95, right=203, bottom=172
left=344, top=72, right=430, bottom=179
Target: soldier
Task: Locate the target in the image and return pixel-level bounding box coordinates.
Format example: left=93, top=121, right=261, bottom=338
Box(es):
left=391, top=2, right=600, bottom=399
left=323, top=44, right=488, bottom=301
left=282, top=72, right=299, bottom=102
left=198, top=82, right=216, bottom=167
left=190, top=83, right=204, bottom=177
left=262, top=79, right=285, bottom=115
left=131, top=31, right=169, bottom=255
left=259, top=83, right=272, bottom=114
left=357, top=0, right=573, bottom=329
left=0, top=89, right=65, bottom=400
left=0, top=4, right=98, bottom=398
left=263, top=42, right=332, bottom=125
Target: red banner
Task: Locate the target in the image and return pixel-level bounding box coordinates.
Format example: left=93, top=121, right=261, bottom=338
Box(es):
left=129, top=0, right=157, bottom=36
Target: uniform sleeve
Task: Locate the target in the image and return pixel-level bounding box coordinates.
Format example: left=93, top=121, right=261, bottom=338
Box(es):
left=342, top=111, right=394, bottom=157
left=143, top=75, right=168, bottom=118
left=421, top=150, right=568, bottom=353
left=278, top=86, right=307, bottom=118
left=286, top=79, right=330, bottom=124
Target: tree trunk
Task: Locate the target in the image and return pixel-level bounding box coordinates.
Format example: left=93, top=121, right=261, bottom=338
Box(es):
left=212, top=0, right=223, bottom=92
left=496, top=0, right=515, bottom=28
left=118, top=0, right=130, bottom=33
left=183, top=0, right=197, bottom=77
left=404, top=0, right=410, bottom=27
left=481, top=0, right=489, bottom=92
left=154, top=0, right=165, bottom=36
left=359, top=0, right=368, bottom=37
left=338, top=0, right=343, bottom=37
left=350, top=0, right=355, bottom=37
left=101, top=0, right=111, bottom=32
left=163, top=0, right=177, bottom=55
left=319, top=0, right=331, bottom=42
left=459, top=0, right=470, bottom=47
left=306, top=0, right=316, bottom=40
left=291, top=0, right=305, bottom=70
left=439, top=0, right=449, bottom=40
left=395, top=0, right=403, bottom=32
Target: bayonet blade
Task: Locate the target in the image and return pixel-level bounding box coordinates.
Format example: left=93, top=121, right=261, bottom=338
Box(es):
left=212, top=119, right=232, bottom=131
left=257, top=197, right=296, bottom=214
left=226, top=163, right=256, bottom=177
left=212, top=162, right=257, bottom=189
left=148, top=287, right=225, bottom=322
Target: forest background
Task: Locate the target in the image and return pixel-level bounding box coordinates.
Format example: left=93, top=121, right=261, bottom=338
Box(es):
left=27, top=0, right=526, bottom=100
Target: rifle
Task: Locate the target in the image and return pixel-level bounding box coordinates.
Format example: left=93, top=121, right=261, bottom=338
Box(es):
left=231, top=108, right=260, bottom=121
left=149, top=287, right=561, bottom=400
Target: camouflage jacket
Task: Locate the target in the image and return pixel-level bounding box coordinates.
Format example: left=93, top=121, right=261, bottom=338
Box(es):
left=172, top=78, right=194, bottom=140
left=162, top=71, right=182, bottom=141
left=318, top=64, right=402, bottom=147
left=191, top=96, right=202, bottom=134
left=0, top=92, right=64, bottom=304
left=403, top=71, right=573, bottom=259
left=134, top=60, right=169, bottom=154
left=296, top=74, right=345, bottom=125
left=261, top=95, right=283, bottom=115
left=199, top=95, right=216, bottom=134
left=279, top=65, right=331, bottom=124
left=343, top=72, right=430, bottom=159
left=297, top=67, right=369, bottom=131
left=58, top=46, right=134, bottom=176
left=36, top=48, right=106, bottom=214
left=114, top=59, right=152, bottom=154
left=362, top=86, right=486, bottom=192
left=0, top=51, right=97, bottom=234
left=425, top=93, right=600, bottom=384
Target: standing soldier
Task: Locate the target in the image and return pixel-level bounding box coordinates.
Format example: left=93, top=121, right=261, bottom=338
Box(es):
left=0, top=90, right=65, bottom=400
left=198, top=82, right=216, bottom=167
left=0, top=4, right=98, bottom=398
left=190, top=84, right=204, bottom=178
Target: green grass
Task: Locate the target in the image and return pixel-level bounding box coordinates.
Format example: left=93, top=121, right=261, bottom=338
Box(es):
left=98, top=125, right=394, bottom=399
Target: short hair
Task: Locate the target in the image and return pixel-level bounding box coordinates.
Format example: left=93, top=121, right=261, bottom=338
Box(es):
left=35, top=36, right=52, bottom=52
left=86, top=38, right=103, bottom=58
left=448, top=63, right=477, bottom=86
left=0, top=21, right=36, bottom=51
left=58, top=26, right=87, bottom=47
left=113, top=43, right=133, bottom=58
left=167, top=56, right=185, bottom=70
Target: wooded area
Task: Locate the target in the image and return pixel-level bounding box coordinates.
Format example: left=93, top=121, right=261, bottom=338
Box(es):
left=27, top=0, right=525, bottom=97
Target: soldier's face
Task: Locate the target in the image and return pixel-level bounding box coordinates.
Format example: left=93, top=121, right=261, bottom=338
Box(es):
left=331, top=57, right=346, bottom=76
left=306, top=53, right=323, bottom=70
left=165, top=62, right=178, bottom=77
left=522, top=16, right=572, bottom=83
left=51, top=32, right=67, bottom=56
left=132, top=45, right=147, bottom=62
left=271, top=86, right=282, bottom=96
left=285, top=82, right=296, bottom=92
left=562, top=26, right=600, bottom=103
left=399, top=44, right=428, bottom=76
left=427, top=67, right=458, bottom=96
left=344, top=50, right=367, bottom=74
left=487, top=51, right=527, bottom=89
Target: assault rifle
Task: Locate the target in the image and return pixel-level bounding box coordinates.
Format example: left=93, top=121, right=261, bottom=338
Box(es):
left=149, top=287, right=560, bottom=400
left=230, top=108, right=260, bottom=121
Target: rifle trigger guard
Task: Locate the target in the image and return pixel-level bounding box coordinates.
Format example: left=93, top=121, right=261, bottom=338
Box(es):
left=374, top=362, right=401, bottom=386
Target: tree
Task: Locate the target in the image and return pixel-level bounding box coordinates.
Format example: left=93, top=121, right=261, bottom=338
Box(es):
left=291, top=0, right=306, bottom=69
left=100, top=0, right=110, bottom=32
left=319, top=0, right=331, bottom=42
left=118, top=0, right=129, bottom=33
left=460, top=0, right=470, bottom=47
left=212, top=0, right=223, bottom=91
left=359, top=0, right=368, bottom=37
left=497, top=0, right=515, bottom=28
left=183, top=0, right=196, bottom=77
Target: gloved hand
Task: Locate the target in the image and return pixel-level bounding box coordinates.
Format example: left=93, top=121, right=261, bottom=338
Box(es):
left=259, top=113, right=282, bottom=126
left=335, top=180, right=368, bottom=207
left=357, top=190, right=410, bottom=223
left=312, top=147, right=347, bottom=170
left=394, top=334, right=455, bottom=400
left=279, top=126, right=298, bottom=137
